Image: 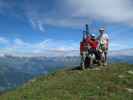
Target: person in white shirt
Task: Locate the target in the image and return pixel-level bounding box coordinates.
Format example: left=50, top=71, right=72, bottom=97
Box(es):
left=97, top=27, right=109, bottom=65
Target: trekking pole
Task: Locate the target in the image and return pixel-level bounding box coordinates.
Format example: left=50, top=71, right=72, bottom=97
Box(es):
left=85, top=24, right=90, bottom=36
left=83, top=31, right=86, bottom=41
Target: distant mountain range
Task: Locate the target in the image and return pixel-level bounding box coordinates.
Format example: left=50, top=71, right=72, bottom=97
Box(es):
left=0, top=55, right=80, bottom=91
left=109, top=48, right=133, bottom=56
left=109, top=48, right=133, bottom=64
left=0, top=48, right=132, bottom=92
left=0, top=65, right=33, bottom=92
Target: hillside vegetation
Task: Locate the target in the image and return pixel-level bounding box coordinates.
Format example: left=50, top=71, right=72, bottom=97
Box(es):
left=0, top=63, right=133, bottom=100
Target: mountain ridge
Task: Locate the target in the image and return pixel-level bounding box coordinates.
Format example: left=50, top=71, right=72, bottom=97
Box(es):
left=0, top=48, right=132, bottom=92
left=0, top=63, right=133, bottom=100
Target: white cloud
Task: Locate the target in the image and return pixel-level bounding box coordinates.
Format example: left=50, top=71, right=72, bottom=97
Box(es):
left=25, top=0, right=133, bottom=31
left=1, top=0, right=133, bottom=30
left=64, top=0, right=133, bottom=24
left=0, top=37, right=79, bottom=57
left=0, top=37, right=9, bottom=44
left=30, top=19, right=45, bottom=32
left=110, top=41, right=131, bottom=51
left=38, top=21, right=45, bottom=32
left=14, top=38, right=28, bottom=46
left=28, top=16, right=89, bottom=31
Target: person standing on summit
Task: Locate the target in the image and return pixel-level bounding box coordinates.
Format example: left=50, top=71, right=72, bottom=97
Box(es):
left=97, top=27, right=109, bottom=65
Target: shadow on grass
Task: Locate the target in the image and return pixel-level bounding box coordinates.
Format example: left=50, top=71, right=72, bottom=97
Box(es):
left=71, top=66, right=82, bottom=71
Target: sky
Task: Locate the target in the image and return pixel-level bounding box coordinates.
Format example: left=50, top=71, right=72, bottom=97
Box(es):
left=0, top=0, right=133, bottom=57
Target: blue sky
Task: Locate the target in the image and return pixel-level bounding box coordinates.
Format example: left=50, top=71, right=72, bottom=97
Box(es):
left=0, top=0, right=133, bottom=56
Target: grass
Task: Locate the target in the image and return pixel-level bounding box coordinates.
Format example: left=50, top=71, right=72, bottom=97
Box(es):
left=0, top=63, right=133, bottom=100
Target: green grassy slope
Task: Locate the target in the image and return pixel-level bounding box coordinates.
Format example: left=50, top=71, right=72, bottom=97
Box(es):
left=0, top=63, right=133, bottom=100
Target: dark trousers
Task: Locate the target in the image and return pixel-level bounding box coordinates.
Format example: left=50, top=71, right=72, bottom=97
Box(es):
left=88, top=48, right=101, bottom=60
left=104, top=51, right=107, bottom=62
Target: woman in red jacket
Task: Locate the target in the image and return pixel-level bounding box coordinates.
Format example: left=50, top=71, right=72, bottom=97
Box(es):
left=86, top=34, right=101, bottom=61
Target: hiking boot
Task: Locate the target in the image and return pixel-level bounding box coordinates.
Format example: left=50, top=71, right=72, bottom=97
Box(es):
left=98, top=60, right=102, bottom=66
left=104, top=62, right=108, bottom=66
